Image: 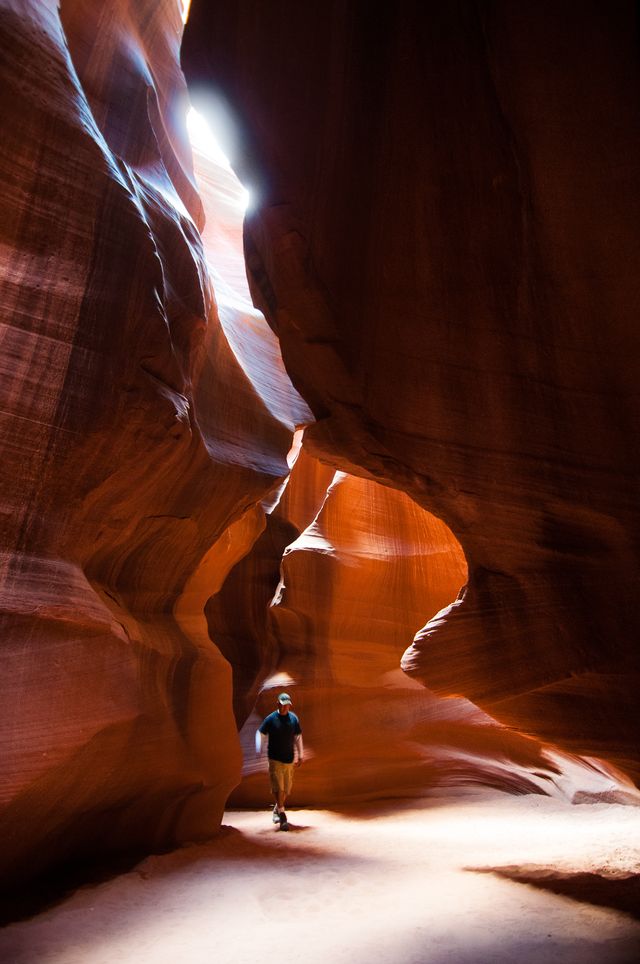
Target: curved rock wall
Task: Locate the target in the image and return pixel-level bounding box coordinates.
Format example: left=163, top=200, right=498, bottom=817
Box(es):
left=0, top=0, right=307, bottom=890
left=2, top=0, right=639, bottom=901
left=224, top=450, right=633, bottom=806
left=230, top=450, right=562, bottom=805
left=183, top=0, right=640, bottom=780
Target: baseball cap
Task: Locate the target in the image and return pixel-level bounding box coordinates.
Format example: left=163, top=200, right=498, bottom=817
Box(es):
left=277, top=692, right=292, bottom=705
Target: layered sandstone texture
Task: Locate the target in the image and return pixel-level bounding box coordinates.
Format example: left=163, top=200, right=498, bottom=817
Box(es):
left=217, top=450, right=633, bottom=807
left=2, top=0, right=639, bottom=905
left=227, top=451, right=553, bottom=805
left=183, top=1, right=640, bottom=780
left=0, top=0, right=308, bottom=891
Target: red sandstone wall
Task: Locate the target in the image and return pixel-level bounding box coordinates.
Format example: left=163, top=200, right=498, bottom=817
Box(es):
left=229, top=450, right=577, bottom=805
left=0, top=0, right=307, bottom=888
left=1, top=0, right=638, bottom=901
left=183, top=0, right=640, bottom=780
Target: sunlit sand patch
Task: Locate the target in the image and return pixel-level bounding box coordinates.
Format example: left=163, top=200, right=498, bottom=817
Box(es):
left=1, top=794, right=639, bottom=964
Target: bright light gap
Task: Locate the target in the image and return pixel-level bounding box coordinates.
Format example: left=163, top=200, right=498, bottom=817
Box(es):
left=186, top=106, right=251, bottom=213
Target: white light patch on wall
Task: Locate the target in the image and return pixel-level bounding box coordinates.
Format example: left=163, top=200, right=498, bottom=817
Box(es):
left=181, top=0, right=192, bottom=24
left=183, top=100, right=309, bottom=431
left=186, top=106, right=231, bottom=171
left=186, top=106, right=251, bottom=212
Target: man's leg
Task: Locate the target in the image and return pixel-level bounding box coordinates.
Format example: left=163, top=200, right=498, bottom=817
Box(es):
left=272, top=790, right=288, bottom=821
left=271, top=762, right=294, bottom=830
left=278, top=765, right=295, bottom=828
left=269, top=762, right=289, bottom=824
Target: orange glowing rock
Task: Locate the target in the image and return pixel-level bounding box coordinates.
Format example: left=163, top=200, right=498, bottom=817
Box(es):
left=2, top=0, right=639, bottom=907
left=184, top=1, right=640, bottom=783
left=227, top=451, right=602, bottom=807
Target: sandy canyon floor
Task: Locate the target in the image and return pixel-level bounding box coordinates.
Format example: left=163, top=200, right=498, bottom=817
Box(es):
left=1, top=792, right=639, bottom=964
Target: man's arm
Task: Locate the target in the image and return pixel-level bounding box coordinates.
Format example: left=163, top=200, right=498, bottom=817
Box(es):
left=294, top=733, right=304, bottom=766
left=255, top=729, right=266, bottom=757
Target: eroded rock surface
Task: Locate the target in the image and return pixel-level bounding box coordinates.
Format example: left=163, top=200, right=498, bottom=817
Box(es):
left=0, top=0, right=307, bottom=890
left=2, top=0, right=639, bottom=905
left=183, top=1, right=640, bottom=779
left=215, top=451, right=627, bottom=807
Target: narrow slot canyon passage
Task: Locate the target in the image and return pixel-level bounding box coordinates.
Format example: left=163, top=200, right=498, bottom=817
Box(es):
left=2, top=2, right=640, bottom=963
left=3, top=448, right=640, bottom=961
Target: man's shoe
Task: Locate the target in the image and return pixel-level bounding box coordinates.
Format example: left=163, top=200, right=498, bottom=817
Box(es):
left=278, top=811, right=289, bottom=831
left=272, top=805, right=280, bottom=824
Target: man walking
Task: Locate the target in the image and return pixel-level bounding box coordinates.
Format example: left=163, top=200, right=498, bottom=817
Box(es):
left=255, top=692, right=304, bottom=831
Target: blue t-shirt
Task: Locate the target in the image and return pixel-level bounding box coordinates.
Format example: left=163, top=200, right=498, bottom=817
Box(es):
left=259, top=710, right=302, bottom=763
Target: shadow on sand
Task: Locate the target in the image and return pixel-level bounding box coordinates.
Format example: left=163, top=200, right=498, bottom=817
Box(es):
left=0, top=818, right=370, bottom=926
left=0, top=848, right=153, bottom=927
left=468, top=865, right=640, bottom=920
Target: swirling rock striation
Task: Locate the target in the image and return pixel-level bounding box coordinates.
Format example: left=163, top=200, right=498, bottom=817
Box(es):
left=0, top=0, right=307, bottom=892
left=217, top=450, right=628, bottom=807
left=183, top=0, right=640, bottom=781
left=1, top=0, right=639, bottom=905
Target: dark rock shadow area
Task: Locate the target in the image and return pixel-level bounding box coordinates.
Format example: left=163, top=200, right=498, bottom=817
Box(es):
left=468, top=865, right=640, bottom=920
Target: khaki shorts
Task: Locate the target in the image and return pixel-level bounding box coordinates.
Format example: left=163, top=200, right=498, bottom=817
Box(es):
left=269, top=759, right=295, bottom=795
